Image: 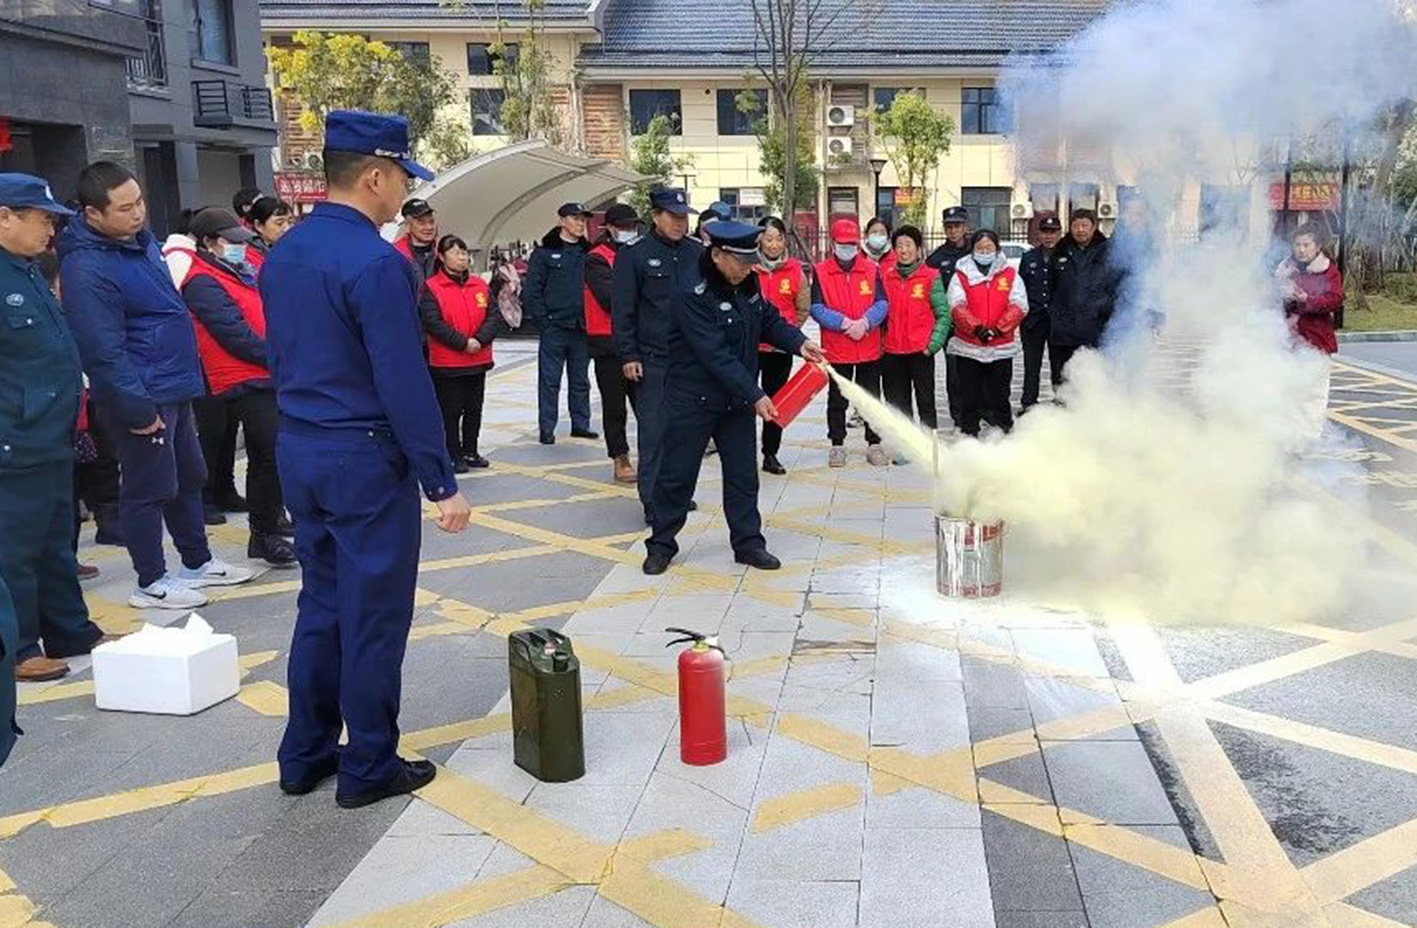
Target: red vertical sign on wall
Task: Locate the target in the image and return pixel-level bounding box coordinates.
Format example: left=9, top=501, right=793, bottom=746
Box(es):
left=0, top=118, right=12, bottom=153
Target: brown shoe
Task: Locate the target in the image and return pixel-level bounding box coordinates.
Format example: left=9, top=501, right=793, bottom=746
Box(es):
left=77, top=563, right=101, bottom=581
left=16, top=655, right=69, bottom=682
left=613, top=454, right=637, bottom=484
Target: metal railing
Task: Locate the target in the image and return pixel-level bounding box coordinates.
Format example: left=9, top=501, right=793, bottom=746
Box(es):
left=193, top=81, right=275, bottom=124
left=125, top=0, right=167, bottom=89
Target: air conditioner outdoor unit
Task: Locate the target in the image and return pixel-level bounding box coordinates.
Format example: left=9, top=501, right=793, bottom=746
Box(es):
left=826, top=104, right=855, bottom=128
left=1097, top=200, right=1119, bottom=220
left=303, top=151, right=324, bottom=172
left=1011, top=202, right=1034, bottom=220
left=827, top=136, right=854, bottom=157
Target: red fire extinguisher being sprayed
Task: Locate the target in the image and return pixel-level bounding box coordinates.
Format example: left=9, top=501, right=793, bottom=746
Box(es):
left=665, top=627, right=727, bottom=766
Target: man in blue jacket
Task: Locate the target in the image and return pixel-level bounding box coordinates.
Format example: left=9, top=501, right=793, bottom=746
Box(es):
left=525, top=202, right=597, bottom=445
left=261, top=110, right=472, bottom=809
left=0, top=173, right=107, bottom=689
left=58, top=161, right=253, bottom=610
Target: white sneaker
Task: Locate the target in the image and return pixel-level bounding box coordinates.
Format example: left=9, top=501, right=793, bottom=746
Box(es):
left=866, top=444, right=889, bottom=467
left=129, top=576, right=209, bottom=610
left=177, top=557, right=254, bottom=588
left=829, top=446, right=848, bottom=468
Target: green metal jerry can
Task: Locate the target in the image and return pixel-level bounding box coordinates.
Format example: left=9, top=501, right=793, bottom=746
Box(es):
left=508, top=629, right=585, bottom=782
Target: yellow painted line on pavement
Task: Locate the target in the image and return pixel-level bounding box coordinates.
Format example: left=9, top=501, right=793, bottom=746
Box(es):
left=235, top=680, right=288, bottom=716
left=1320, top=901, right=1414, bottom=928
left=749, top=782, right=862, bottom=833
left=1202, top=701, right=1417, bottom=778
left=774, top=712, right=869, bottom=763
left=598, top=863, right=765, bottom=928
left=323, top=865, right=571, bottom=928
left=1302, top=817, right=1417, bottom=905
left=1152, top=908, right=1230, bottom=928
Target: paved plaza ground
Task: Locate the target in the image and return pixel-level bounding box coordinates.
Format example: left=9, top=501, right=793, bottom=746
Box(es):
left=4, top=340, right=1417, bottom=928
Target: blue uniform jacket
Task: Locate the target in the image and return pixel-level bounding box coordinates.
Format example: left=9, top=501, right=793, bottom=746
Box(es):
left=611, top=230, right=704, bottom=364
left=1019, top=245, right=1054, bottom=333
left=0, top=247, right=83, bottom=469
left=56, top=220, right=204, bottom=430
left=522, top=229, right=588, bottom=331
left=258, top=202, right=457, bottom=502
left=667, top=252, right=808, bottom=412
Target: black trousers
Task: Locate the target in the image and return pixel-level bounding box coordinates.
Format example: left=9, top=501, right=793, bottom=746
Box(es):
left=194, top=394, right=240, bottom=502
left=197, top=390, right=284, bottom=535
left=629, top=360, right=668, bottom=516
left=955, top=356, right=1015, bottom=436
left=880, top=352, right=938, bottom=430
left=592, top=355, right=636, bottom=459
left=648, top=398, right=762, bottom=560
left=758, top=351, right=792, bottom=456
left=827, top=360, right=882, bottom=446
left=75, top=398, right=121, bottom=537
left=945, top=352, right=963, bottom=425
left=433, top=372, right=487, bottom=458
left=1020, top=322, right=1049, bottom=408
left=1049, top=342, right=1082, bottom=389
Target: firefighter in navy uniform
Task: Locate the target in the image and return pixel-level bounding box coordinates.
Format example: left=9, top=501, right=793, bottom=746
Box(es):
left=925, top=205, right=972, bottom=429
left=612, top=187, right=704, bottom=525
left=1018, top=215, right=1062, bottom=412
left=643, top=221, right=824, bottom=576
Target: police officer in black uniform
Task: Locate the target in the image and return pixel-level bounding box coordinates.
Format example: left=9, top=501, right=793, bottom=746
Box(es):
left=643, top=221, right=824, bottom=576
left=925, top=205, right=972, bottom=429
left=1018, top=215, right=1062, bottom=412
left=612, top=187, right=704, bottom=525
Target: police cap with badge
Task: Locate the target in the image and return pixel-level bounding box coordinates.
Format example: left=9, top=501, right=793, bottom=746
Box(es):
left=1039, top=215, right=1062, bottom=232
left=702, top=220, right=762, bottom=261
left=649, top=187, right=697, bottom=215
left=325, top=110, right=434, bottom=182
left=942, top=205, right=969, bottom=225
left=0, top=173, right=75, bottom=217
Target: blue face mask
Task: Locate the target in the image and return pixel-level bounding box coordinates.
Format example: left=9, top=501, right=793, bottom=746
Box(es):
left=834, top=243, right=859, bottom=263
left=973, top=251, right=996, bottom=268
left=221, top=243, right=248, bottom=266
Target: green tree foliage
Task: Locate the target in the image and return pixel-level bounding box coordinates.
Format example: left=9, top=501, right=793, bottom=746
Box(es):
left=266, top=31, right=464, bottom=170
left=738, top=85, right=818, bottom=215
left=627, top=113, right=693, bottom=217
left=494, top=0, right=562, bottom=144
left=872, top=90, right=954, bottom=227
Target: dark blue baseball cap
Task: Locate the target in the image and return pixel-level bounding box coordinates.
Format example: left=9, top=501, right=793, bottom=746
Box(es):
left=705, top=201, right=733, bottom=221
left=324, top=110, right=433, bottom=182
left=649, top=187, right=697, bottom=215
left=703, top=219, right=762, bottom=258
left=0, top=173, right=74, bottom=215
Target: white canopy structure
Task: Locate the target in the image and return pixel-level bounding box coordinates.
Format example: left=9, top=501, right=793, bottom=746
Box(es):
left=410, top=141, right=646, bottom=259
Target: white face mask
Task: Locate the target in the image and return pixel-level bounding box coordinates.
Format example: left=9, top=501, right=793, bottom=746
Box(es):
left=834, top=243, right=859, bottom=263
left=865, top=233, right=889, bottom=254
left=612, top=229, right=640, bottom=245
left=221, top=243, right=248, bottom=266
left=973, top=251, right=996, bottom=268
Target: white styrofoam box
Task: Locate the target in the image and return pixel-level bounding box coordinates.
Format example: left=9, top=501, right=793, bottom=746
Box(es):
left=92, top=614, right=240, bottom=715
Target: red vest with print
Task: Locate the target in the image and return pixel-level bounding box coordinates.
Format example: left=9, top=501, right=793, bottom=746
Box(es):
left=244, top=243, right=266, bottom=274
left=813, top=256, right=882, bottom=364
left=185, top=255, right=269, bottom=395
left=954, top=265, right=1022, bottom=349
left=755, top=257, right=804, bottom=351
left=425, top=270, right=495, bottom=369
left=882, top=263, right=940, bottom=354
left=583, top=242, right=616, bottom=337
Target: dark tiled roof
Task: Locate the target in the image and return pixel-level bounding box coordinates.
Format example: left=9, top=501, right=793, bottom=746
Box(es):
left=580, top=0, right=1109, bottom=69
left=260, top=0, right=592, bottom=24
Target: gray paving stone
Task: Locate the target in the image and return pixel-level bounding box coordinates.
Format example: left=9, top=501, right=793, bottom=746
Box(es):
left=1011, top=628, right=1110, bottom=677
left=385, top=798, right=485, bottom=837
left=962, top=655, right=1031, bottom=709
left=1347, top=861, right=1417, bottom=926
left=866, top=780, right=980, bottom=829
left=860, top=827, right=995, bottom=928
left=1070, top=826, right=1213, bottom=928
left=734, top=806, right=864, bottom=882
left=876, top=632, right=962, bottom=681
left=578, top=711, right=675, bottom=786
left=1043, top=741, right=1178, bottom=826
left=968, top=706, right=1039, bottom=744
left=0, top=806, right=170, bottom=902
left=499, top=497, right=647, bottom=537
left=994, top=912, right=1090, bottom=928
left=525, top=782, right=645, bottom=842
left=725, top=878, right=860, bottom=928
left=446, top=884, right=596, bottom=927
left=870, top=677, right=969, bottom=752
left=1154, top=625, right=1318, bottom=685
left=1026, top=675, right=1132, bottom=738
left=982, top=809, right=1084, bottom=913
left=580, top=894, right=657, bottom=927
left=981, top=747, right=1055, bottom=802
left=628, top=772, right=751, bottom=902
left=309, top=834, right=499, bottom=925
left=167, top=888, right=327, bottom=928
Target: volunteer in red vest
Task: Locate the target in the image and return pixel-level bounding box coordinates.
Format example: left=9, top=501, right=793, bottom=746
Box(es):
left=880, top=225, right=949, bottom=464
left=583, top=203, right=641, bottom=484
left=754, top=216, right=809, bottom=475
left=181, top=207, right=295, bottom=566
left=945, top=229, right=1029, bottom=437
left=420, top=234, right=507, bottom=473
left=393, top=198, right=439, bottom=279
left=245, top=196, right=294, bottom=272
left=811, top=217, right=889, bottom=468
left=1275, top=224, right=1344, bottom=439
left=863, top=216, right=896, bottom=277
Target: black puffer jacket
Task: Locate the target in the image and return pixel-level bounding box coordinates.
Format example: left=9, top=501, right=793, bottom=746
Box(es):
left=523, top=228, right=588, bottom=331
left=1048, top=233, right=1122, bottom=348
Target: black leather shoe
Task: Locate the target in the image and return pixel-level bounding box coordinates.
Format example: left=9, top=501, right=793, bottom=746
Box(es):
left=216, top=492, right=249, bottom=513
left=204, top=505, right=227, bottom=526
left=249, top=533, right=297, bottom=568
left=571, top=428, right=600, bottom=439
left=539, top=432, right=555, bottom=445
left=274, top=514, right=295, bottom=537
left=688, top=500, right=698, bottom=512
left=762, top=454, right=786, bottom=475
left=464, top=453, right=489, bottom=469
left=335, top=759, right=437, bottom=809
left=735, top=549, right=781, bottom=571
left=642, top=553, right=671, bottom=575
left=280, top=756, right=338, bottom=796
left=453, top=457, right=470, bottom=475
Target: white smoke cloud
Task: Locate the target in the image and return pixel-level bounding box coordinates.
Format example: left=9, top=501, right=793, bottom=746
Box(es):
left=840, top=0, right=1417, bottom=624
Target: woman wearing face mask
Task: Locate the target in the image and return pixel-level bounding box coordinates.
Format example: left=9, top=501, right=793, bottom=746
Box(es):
left=583, top=204, right=643, bottom=483
left=863, top=216, right=896, bottom=276
left=811, top=218, right=890, bottom=467
left=945, top=229, right=1030, bottom=437
left=421, top=234, right=507, bottom=474
left=182, top=207, right=295, bottom=566
left=754, top=216, right=810, bottom=475
left=244, top=196, right=294, bottom=271
left=1275, top=224, right=1344, bottom=438
left=880, top=225, right=950, bottom=463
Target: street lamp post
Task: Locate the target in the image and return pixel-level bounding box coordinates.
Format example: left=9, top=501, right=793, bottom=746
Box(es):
left=869, top=157, right=888, bottom=221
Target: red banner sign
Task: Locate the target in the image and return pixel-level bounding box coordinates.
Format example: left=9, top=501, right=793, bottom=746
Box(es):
left=1269, top=181, right=1341, bottom=212
left=274, top=171, right=327, bottom=204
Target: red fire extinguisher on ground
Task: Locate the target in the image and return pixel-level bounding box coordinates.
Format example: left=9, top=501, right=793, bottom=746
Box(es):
left=666, top=627, right=727, bottom=766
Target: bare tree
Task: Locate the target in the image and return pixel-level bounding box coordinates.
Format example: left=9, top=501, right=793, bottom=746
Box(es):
left=747, top=0, right=877, bottom=227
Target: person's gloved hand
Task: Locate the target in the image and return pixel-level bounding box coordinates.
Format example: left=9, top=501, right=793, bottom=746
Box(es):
left=984, top=327, right=1002, bottom=342
left=973, top=324, right=990, bottom=342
